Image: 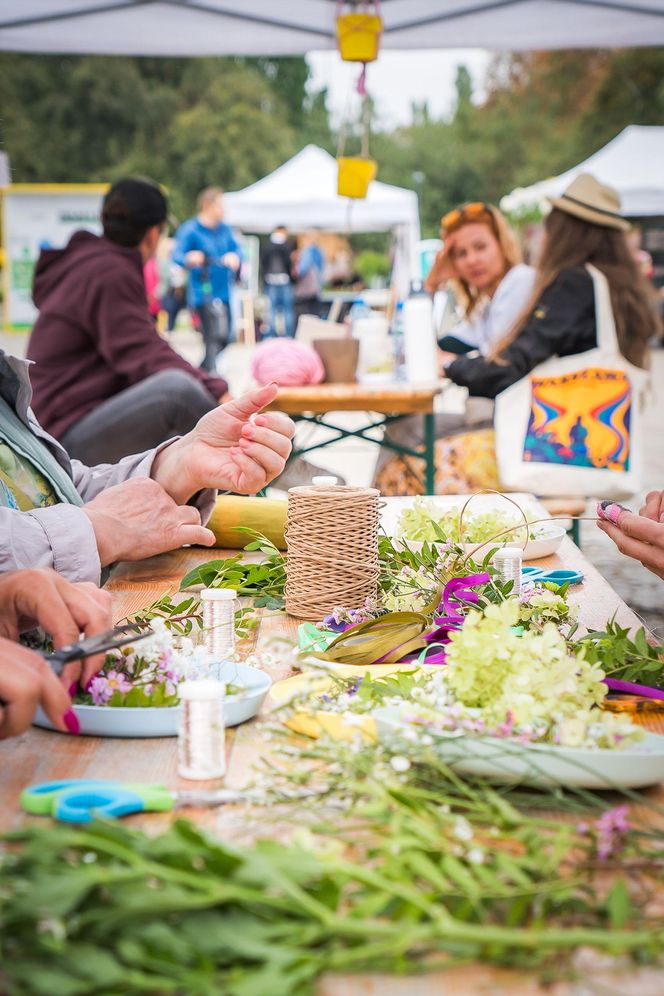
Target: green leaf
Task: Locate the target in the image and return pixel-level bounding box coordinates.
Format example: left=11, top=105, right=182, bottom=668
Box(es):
left=607, top=878, right=632, bottom=929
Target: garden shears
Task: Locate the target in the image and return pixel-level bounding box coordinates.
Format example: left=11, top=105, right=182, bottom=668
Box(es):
left=41, top=624, right=153, bottom=676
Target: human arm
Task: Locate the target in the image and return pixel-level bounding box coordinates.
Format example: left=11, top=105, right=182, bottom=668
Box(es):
left=0, top=568, right=112, bottom=688
left=445, top=268, right=595, bottom=398
left=172, top=223, right=205, bottom=269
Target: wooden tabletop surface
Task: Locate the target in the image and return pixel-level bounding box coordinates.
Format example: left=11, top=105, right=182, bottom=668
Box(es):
left=266, top=382, right=441, bottom=415
left=1, top=518, right=663, bottom=994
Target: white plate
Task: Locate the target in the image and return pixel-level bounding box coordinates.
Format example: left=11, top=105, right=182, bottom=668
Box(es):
left=34, top=662, right=272, bottom=738
left=393, top=524, right=566, bottom=562
left=373, top=706, right=664, bottom=789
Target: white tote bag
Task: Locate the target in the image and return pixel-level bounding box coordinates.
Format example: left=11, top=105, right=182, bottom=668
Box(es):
left=495, top=264, right=648, bottom=499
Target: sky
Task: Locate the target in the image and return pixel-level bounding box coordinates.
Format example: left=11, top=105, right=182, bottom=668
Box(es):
left=306, top=48, right=492, bottom=130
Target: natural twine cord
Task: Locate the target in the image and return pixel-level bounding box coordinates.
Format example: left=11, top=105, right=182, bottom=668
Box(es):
left=285, top=485, right=382, bottom=621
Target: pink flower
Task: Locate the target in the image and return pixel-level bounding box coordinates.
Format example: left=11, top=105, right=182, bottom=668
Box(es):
left=89, top=676, right=112, bottom=705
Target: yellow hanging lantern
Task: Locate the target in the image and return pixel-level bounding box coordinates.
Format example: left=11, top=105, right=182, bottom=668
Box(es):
left=337, top=156, right=377, bottom=199
left=336, top=2, right=383, bottom=63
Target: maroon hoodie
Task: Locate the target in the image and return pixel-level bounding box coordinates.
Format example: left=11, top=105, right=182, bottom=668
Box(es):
left=27, top=230, right=227, bottom=439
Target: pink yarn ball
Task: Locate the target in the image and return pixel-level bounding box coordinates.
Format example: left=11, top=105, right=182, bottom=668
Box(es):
left=251, top=339, right=325, bottom=387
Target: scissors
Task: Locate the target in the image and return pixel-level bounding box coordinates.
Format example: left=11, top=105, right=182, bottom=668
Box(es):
left=521, top=566, right=584, bottom=587
left=21, top=778, right=252, bottom=824
left=41, top=624, right=153, bottom=676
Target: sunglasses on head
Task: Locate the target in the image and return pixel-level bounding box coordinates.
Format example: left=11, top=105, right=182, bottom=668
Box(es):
left=441, top=202, right=493, bottom=235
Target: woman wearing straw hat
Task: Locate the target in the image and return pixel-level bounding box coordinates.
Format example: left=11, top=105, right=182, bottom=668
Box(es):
left=375, top=174, right=656, bottom=495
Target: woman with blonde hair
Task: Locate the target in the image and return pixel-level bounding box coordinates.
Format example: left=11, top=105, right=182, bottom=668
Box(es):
left=375, top=201, right=534, bottom=494
left=426, top=201, right=534, bottom=356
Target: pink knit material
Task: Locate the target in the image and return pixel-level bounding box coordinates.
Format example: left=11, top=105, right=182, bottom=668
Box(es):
left=251, top=339, right=325, bottom=387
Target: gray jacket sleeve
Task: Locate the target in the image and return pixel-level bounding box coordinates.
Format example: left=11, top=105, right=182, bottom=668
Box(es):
left=0, top=440, right=216, bottom=585
left=71, top=439, right=217, bottom=522
left=0, top=503, right=101, bottom=584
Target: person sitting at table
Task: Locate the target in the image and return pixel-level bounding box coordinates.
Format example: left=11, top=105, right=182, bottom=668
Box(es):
left=424, top=202, right=535, bottom=356
left=376, top=201, right=534, bottom=494
left=0, top=346, right=294, bottom=584
left=26, top=178, right=229, bottom=466
left=597, top=491, right=664, bottom=582
left=0, top=568, right=113, bottom=739
left=376, top=175, right=656, bottom=496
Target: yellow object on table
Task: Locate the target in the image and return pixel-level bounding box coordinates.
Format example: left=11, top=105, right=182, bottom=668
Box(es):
left=208, top=496, right=286, bottom=549
left=269, top=664, right=419, bottom=742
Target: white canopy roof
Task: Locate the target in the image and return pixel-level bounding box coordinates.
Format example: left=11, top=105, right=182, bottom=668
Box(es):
left=502, top=126, right=664, bottom=218
left=225, top=145, right=419, bottom=235
left=1, top=1, right=663, bottom=55
left=225, top=145, right=420, bottom=295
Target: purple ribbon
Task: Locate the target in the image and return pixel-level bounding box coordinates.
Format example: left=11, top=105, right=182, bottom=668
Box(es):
left=424, top=572, right=490, bottom=647
left=604, top=678, right=664, bottom=701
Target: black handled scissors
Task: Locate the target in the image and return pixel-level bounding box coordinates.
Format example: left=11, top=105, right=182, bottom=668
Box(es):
left=41, top=623, right=153, bottom=675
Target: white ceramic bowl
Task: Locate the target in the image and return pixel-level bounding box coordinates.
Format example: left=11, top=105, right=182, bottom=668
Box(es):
left=373, top=706, right=664, bottom=789
left=34, top=661, right=272, bottom=738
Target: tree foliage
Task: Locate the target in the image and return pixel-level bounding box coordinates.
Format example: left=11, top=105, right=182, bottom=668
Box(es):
left=1, top=48, right=664, bottom=235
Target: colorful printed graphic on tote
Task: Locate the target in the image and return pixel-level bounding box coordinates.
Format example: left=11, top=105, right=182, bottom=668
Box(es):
left=523, top=368, right=631, bottom=472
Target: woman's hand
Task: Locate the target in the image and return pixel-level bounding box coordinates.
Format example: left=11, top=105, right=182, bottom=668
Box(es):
left=0, top=637, right=79, bottom=739
left=152, top=384, right=295, bottom=504
left=0, top=569, right=113, bottom=689
left=424, top=244, right=455, bottom=294
left=597, top=498, right=664, bottom=581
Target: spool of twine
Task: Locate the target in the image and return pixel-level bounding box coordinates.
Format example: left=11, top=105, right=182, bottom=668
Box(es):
left=285, top=485, right=381, bottom=621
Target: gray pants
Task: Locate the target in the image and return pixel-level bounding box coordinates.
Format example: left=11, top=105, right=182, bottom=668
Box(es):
left=61, top=369, right=217, bottom=465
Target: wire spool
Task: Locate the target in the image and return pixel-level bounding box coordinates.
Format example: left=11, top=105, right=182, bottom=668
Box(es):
left=285, top=483, right=381, bottom=621
left=492, top=548, right=523, bottom=597
left=200, top=588, right=236, bottom=667
left=177, top=679, right=226, bottom=781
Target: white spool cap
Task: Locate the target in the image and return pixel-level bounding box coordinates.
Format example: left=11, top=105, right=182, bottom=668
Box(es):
left=312, top=475, right=338, bottom=486
left=200, top=587, right=237, bottom=601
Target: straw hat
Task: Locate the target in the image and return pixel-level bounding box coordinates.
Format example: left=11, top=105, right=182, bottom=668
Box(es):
left=549, top=173, right=630, bottom=231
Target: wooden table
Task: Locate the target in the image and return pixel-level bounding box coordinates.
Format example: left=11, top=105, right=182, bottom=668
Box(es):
left=2, top=531, right=663, bottom=994
left=267, top=383, right=441, bottom=493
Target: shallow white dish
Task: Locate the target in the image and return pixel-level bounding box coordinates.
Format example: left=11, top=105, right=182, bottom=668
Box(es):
left=34, top=662, right=272, bottom=738
left=393, top=524, right=566, bottom=562
left=373, top=706, right=664, bottom=789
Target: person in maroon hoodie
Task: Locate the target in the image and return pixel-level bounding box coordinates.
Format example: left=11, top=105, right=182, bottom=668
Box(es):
left=27, top=179, right=228, bottom=465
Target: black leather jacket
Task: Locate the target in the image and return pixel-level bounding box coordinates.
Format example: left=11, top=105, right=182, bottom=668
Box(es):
left=446, top=266, right=596, bottom=399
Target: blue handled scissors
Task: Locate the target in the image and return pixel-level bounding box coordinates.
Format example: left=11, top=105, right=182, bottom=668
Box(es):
left=522, top=565, right=584, bottom=587
left=21, top=779, right=249, bottom=824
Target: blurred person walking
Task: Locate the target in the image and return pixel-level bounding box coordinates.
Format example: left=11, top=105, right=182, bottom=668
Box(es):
left=173, top=187, right=241, bottom=371
left=261, top=225, right=296, bottom=338
left=294, top=230, right=325, bottom=321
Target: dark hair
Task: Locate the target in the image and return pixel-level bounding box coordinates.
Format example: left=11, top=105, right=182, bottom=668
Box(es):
left=102, top=178, right=168, bottom=248
left=491, top=208, right=658, bottom=368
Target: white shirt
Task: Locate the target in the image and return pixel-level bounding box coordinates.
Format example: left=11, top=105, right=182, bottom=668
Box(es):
left=450, top=263, right=536, bottom=356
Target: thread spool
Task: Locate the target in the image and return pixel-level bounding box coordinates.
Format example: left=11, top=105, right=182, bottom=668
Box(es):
left=177, top=679, right=226, bottom=780
left=200, top=588, right=236, bottom=666
left=285, top=483, right=381, bottom=621
left=492, top=548, right=523, bottom=597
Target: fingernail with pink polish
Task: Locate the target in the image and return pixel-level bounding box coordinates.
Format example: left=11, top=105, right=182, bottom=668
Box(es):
left=68, top=682, right=78, bottom=697
left=63, top=708, right=80, bottom=735
left=596, top=500, right=630, bottom=525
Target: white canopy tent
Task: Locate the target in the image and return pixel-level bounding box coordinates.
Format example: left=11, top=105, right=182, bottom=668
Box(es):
left=1, top=0, right=663, bottom=55
left=225, top=145, right=421, bottom=294
left=502, top=126, right=664, bottom=218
